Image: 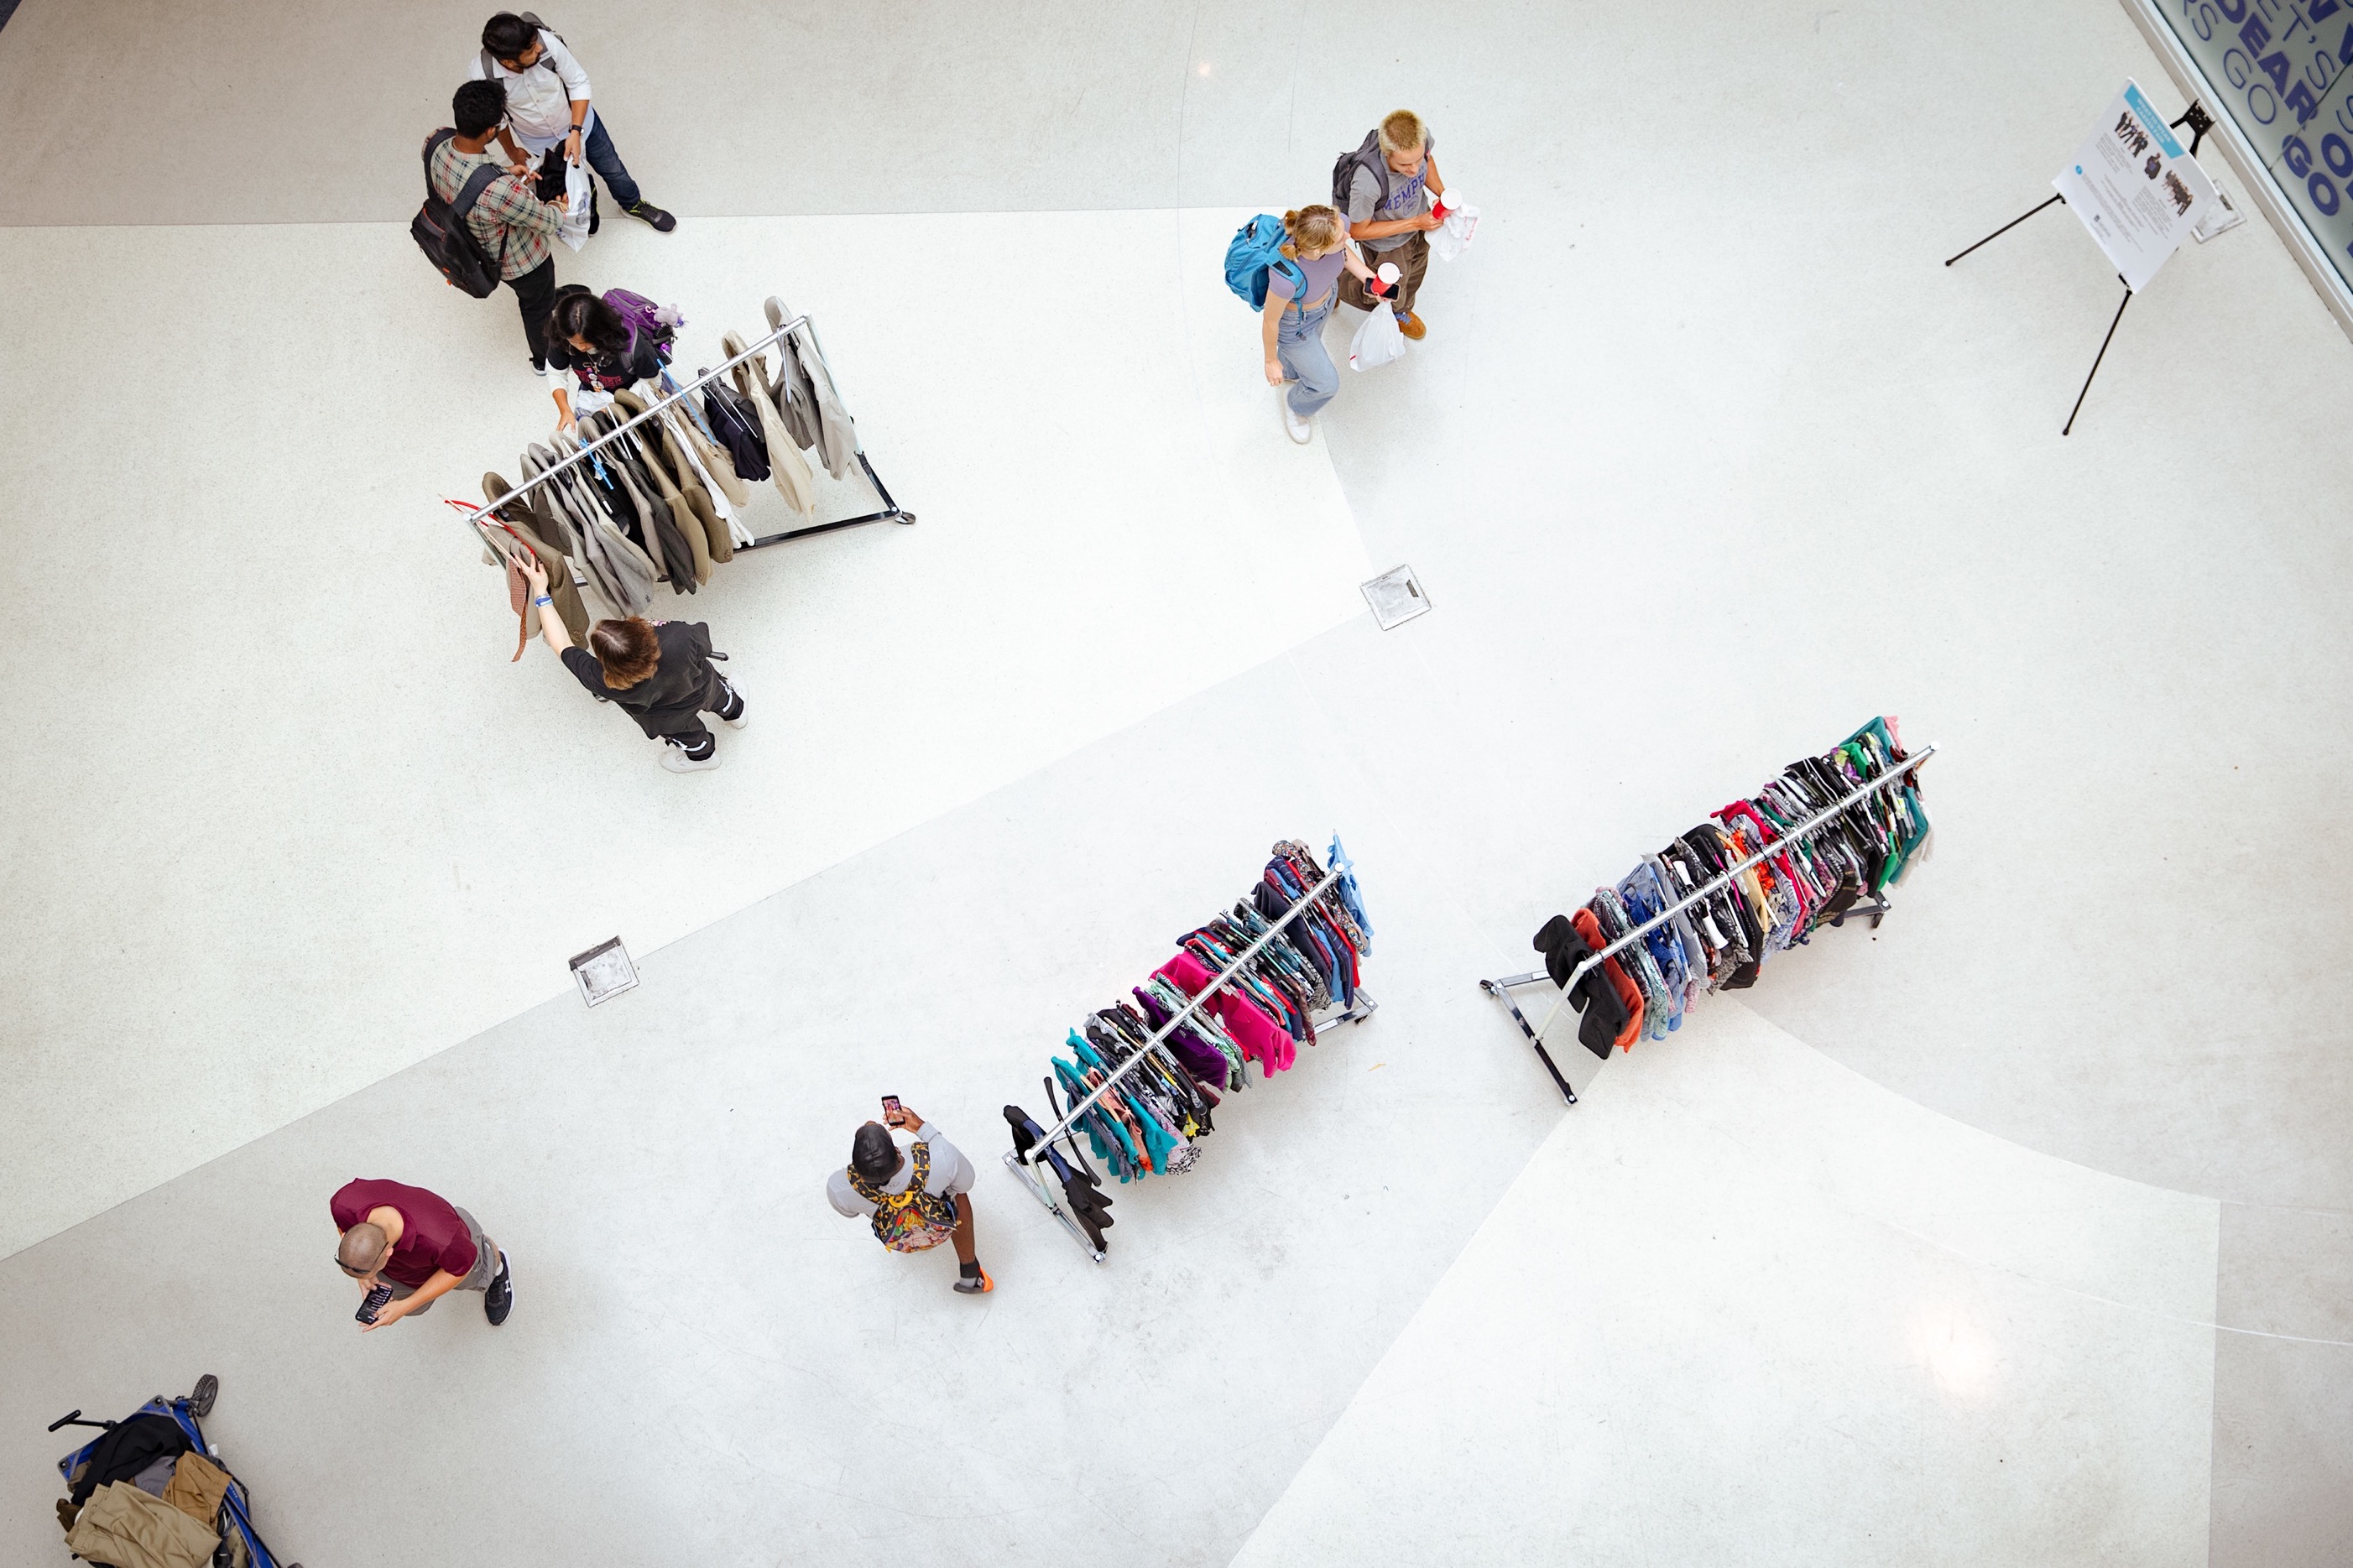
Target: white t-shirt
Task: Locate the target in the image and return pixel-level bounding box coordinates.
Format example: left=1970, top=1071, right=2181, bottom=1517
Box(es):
left=827, top=1125, right=976, bottom=1218
left=467, top=29, right=592, bottom=146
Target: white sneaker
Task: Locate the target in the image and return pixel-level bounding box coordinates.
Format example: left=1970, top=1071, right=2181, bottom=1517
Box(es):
left=659, top=742, right=720, bottom=773
left=1279, top=388, right=1313, bottom=445
left=723, top=709, right=748, bottom=730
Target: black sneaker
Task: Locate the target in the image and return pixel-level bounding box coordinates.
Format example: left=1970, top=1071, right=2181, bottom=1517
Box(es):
left=484, top=1252, right=513, bottom=1326
left=624, top=201, right=677, bottom=233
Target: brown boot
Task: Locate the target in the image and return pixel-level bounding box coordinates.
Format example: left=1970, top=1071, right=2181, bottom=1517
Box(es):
left=1395, top=310, right=1427, bottom=341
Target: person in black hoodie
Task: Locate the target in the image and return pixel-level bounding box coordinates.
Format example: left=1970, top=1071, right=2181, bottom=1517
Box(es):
left=514, top=551, right=744, bottom=771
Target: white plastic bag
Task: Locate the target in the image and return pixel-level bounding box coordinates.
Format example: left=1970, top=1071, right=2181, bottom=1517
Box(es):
left=1429, top=201, right=1481, bottom=262
left=558, top=159, right=593, bottom=252
left=1349, top=299, right=1406, bottom=372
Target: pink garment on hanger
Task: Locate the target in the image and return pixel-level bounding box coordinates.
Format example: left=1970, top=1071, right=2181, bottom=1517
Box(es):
left=1156, top=951, right=1295, bottom=1074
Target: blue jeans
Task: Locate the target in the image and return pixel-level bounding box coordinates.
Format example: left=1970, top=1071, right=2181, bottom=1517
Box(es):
left=1276, top=298, right=1338, bottom=417
left=582, top=112, right=642, bottom=209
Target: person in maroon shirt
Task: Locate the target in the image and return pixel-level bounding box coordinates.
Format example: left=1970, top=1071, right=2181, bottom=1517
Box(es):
left=331, top=1178, right=513, bottom=1330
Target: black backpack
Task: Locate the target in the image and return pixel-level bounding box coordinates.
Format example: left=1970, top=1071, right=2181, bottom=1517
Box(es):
left=412, top=129, right=508, bottom=298
left=1331, top=129, right=1393, bottom=217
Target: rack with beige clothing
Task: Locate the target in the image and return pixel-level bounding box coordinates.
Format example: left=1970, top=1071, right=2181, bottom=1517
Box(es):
left=451, top=306, right=911, bottom=607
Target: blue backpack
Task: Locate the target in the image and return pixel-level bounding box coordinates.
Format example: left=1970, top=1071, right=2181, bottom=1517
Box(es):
left=1224, top=215, right=1308, bottom=309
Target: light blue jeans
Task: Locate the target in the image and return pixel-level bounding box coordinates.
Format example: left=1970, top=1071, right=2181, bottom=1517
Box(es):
left=1276, top=298, right=1338, bottom=417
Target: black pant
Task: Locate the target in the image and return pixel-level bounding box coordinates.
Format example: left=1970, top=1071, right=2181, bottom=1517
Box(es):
left=660, top=674, right=743, bottom=760
left=508, top=256, right=557, bottom=368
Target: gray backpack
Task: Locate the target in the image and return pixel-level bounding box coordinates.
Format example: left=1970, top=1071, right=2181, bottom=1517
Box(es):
left=1331, top=130, right=1392, bottom=216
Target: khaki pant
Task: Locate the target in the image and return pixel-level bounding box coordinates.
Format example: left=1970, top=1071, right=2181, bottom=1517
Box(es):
left=1341, top=228, right=1432, bottom=315
left=386, top=1207, right=498, bottom=1313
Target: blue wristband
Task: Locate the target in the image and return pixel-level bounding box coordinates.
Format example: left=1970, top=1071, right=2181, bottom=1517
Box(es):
left=533, top=595, right=551, bottom=607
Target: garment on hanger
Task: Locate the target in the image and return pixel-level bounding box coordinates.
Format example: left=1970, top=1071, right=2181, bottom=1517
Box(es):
left=582, top=410, right=698, bottom=592
left=702, top=374, right=772, bottom=483
left=1004, top=1103, right=1114, bottom=1249
left=526, top=442, right=656, bottom=617
left=605, top=399, right=711, bottom=585
left=1527, top=716, right=1930, bottom=1052
left=644, top=400, right=738, bottom=561
left=1531, top=914, right=1628, bottom=1060
left=767, top=296, right=858, bottom=478
left=614, top=390, right=730, bottom=569
left=661, top=369, right=754, bottom=510
left=720, top=330, right=817, bottom=515
left=482, top=474, right=590, bottom=642
left=760, top=295, right=821, bottom=451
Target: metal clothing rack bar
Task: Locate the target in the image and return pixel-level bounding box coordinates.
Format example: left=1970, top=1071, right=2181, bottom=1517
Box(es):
left=1016, top=862, right=1362, bottom=1164
left=456, top=309, right=913, bottom=550
left=1482, top=742, right=1938, bottom=1103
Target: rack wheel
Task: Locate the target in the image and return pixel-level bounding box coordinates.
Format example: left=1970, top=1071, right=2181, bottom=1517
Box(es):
left=895, top=511, right=916, bottom=524
left=190, top=1374, right=217, bottom=1416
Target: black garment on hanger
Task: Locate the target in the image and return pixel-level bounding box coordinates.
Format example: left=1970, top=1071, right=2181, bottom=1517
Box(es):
left=1532, top=914, right=1627, bottom=1060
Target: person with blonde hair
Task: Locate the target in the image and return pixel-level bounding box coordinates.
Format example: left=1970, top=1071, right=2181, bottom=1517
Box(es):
left=1335, top=109, right=1450, bottom=339
left=1260, top=204, right=1388, bottom=443
left=513, top=550, right=746, bottom=772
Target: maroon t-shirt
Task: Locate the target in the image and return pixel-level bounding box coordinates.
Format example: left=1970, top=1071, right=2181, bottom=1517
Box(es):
left=330, top=1179, right=477, bottom=1288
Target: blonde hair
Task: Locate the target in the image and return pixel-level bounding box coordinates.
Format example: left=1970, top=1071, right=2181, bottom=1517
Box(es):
left=1281, top=205, right=1345, bottom=257
left=1377, top=109, right=1428, bottom=157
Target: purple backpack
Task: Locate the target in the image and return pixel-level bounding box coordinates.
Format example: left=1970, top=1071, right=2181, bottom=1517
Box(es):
left=602, top=288, right=681, bottom=343
left=576, top=289, right=681, bottom=390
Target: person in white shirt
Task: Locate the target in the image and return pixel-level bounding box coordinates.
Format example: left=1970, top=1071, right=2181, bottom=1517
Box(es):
left=472, top=11, right=676, bottom=233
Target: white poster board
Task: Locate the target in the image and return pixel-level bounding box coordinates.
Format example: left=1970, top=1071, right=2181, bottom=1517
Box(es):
left=2053, top=80, right=2217, bottom=292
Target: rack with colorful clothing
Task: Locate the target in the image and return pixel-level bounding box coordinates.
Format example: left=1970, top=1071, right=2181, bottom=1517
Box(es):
left=1003, top=837, right=1377, bottom=1262
left=1481, top=717, right=1935, bottom=1103
left=449, top=300, right=912, bottom=653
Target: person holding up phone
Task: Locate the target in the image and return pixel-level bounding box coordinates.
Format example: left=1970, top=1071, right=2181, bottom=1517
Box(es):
left=331, top=1177, right=513, bottom=1331
left=827, top=1102, right=993, bottom=1294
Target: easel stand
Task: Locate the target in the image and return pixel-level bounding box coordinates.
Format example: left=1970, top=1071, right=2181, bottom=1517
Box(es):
left=1944, top=195, right=2129, bottom=436
left=1480, top=743, right=1936, bottom=1106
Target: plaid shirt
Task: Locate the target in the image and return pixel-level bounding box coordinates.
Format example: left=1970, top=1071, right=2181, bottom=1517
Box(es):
left=426, top=131, right=560, bottom=280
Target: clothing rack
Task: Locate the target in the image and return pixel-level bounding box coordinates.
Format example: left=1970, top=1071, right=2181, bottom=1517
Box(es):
left=1003, top=860, right=1377, bottom=1263
left=453, top=309, right=913, bottom=553
left=1479, top=742, right=1938, bottom=1104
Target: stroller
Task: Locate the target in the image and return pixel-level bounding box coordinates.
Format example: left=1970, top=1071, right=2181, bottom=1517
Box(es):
left=50, top=1373, right=300, bottom=1568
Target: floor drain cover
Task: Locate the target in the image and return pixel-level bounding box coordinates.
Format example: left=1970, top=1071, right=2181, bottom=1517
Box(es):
left=570, top=937, right=639, bottom=1007
left=1361, top=564, right=1432, bottom=629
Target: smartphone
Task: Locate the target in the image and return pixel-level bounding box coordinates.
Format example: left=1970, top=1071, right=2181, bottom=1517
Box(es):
left=880, top=1096, right=903, bottom=1126
left=356, top=1283, right=394, bottom=1325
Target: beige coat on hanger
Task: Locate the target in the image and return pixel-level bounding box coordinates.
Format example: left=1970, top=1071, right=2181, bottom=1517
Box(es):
left=609, top=393, right=711, bottom=585
left=615, top=390, right=732, bottom=565
left=721, top=330, right=817, bottom=517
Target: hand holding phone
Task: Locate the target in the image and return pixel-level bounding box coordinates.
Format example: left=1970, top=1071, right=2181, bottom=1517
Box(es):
left=356, top=1283, right=394, bottom=1325
left=880, top=1095, right=904, bottom=1127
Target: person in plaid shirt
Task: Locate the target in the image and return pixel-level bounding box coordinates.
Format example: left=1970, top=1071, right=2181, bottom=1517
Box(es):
left=430, top=79, right=566, bottom=372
